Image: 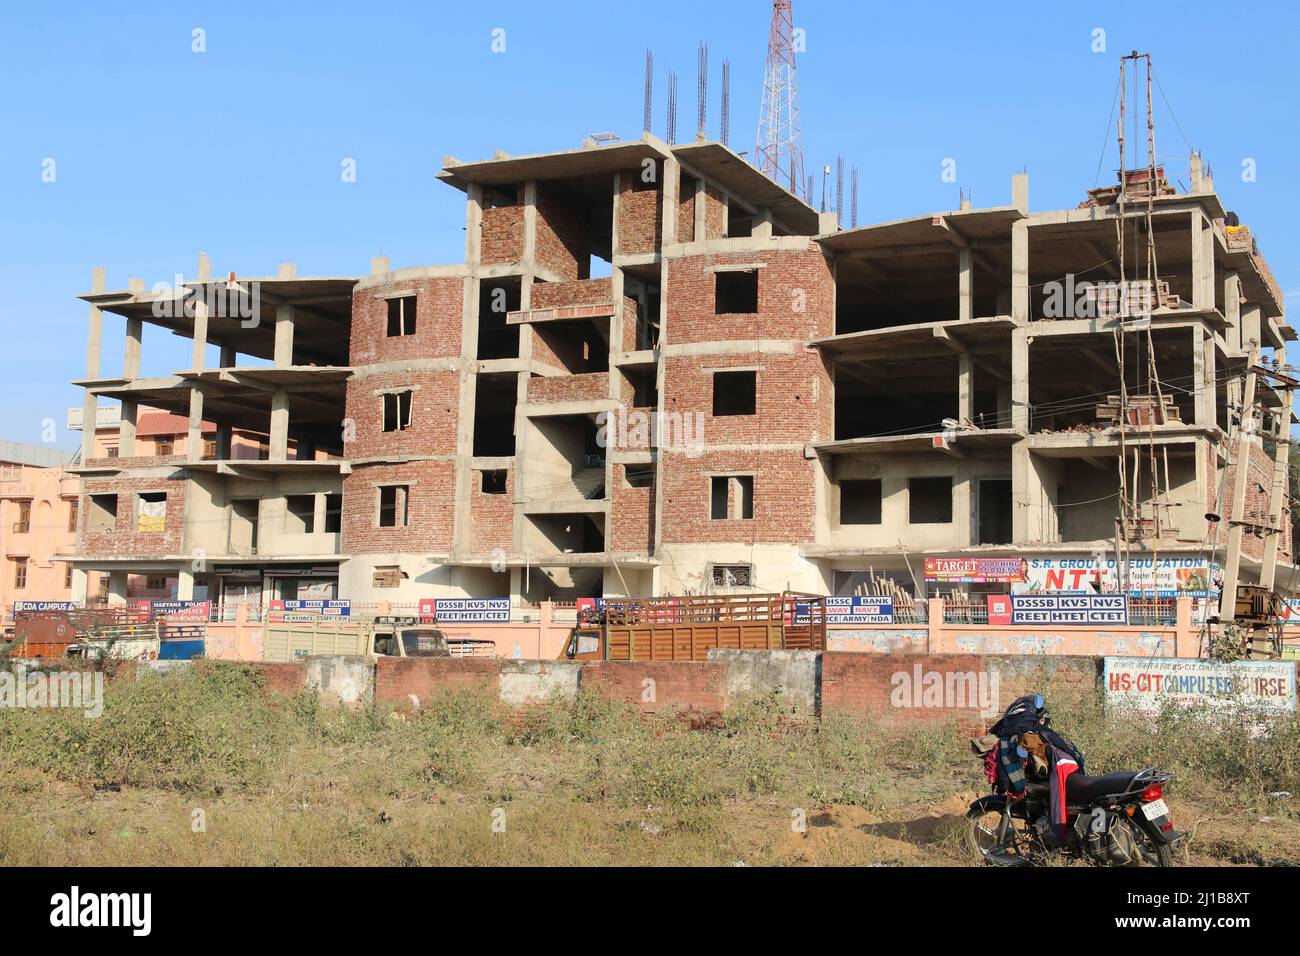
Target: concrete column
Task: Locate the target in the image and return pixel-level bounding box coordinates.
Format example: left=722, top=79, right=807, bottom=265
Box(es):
left=1240, top=304, right=1262, bottom=350
left=958, top=247, right=973, bottom=321
left=187, top=388, right=205, bottom=463
left=464, top=184, right=484, bottom=266
left=274, top=304, right=295, bottom=368
left=119, top=399, right=138, bottom=458
left=1220, top=350, right=1260, bottom=611
left=521, top=181, right=538, bottom=264
left=269, top=390, right=290, bottom=462
left=81, top=267, right=106, bottom=463
left=107, top=570, right=128, bottom=606
left=70, top=568, right=89, bottom=603
left=191, top=295, right=209, bottom=370
left=693, top=177, right=707, bottom=242
left=370, top=255, right=389, bottom=276
left=219, top=345, right=236, bottom=369
left=752, top=208, right=773, bottom=239
left=1223, top=273, right=1242, bottom=351
left=1192, top=328, right=1217, bottom=428
left=1010, top=327, right=1030, bottom=431
left=124, top=317, right=142, bottom=379
left=1192, top=213, right=1215, bottom=310
left=1011, top=172, right=1029, bottom=214
left=958, top=352, right=975, bottom=424
left=312, top=492, right=328, bottom=536
left=610, top=172, right=623, bottom=257
left=1260, top=404, right=1292, bottom=590
left=177, top=568, right=195, bottom=601
left=1011, top=220, right=1029, bottom=323
left=661, top=155, right=680, bottom=246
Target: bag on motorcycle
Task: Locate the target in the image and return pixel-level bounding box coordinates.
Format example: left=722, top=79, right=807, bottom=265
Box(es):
left=1072, top=807, right=1138, bottom=865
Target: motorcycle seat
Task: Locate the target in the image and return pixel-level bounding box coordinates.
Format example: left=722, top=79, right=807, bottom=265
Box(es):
left=1065, top=770, right=1142, bottom=803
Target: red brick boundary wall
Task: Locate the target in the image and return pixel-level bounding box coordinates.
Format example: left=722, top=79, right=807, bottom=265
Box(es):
left=579, top=660, right=727, bottom=714
left=21, top=653, right=1120, bottom=729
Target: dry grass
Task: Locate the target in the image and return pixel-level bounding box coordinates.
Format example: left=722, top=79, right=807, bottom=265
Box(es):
left=0, top=664, right=1294, bottom=866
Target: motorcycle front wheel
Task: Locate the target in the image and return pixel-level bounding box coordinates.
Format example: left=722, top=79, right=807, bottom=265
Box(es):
left=966, top=804, right=1035, bottom=866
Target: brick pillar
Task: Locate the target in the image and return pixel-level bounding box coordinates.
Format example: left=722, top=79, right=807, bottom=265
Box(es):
left=927, top=597, right=945, bottom=653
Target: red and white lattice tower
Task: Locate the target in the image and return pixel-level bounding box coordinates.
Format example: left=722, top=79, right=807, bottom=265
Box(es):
left=755, top=0, right=805, bottom=198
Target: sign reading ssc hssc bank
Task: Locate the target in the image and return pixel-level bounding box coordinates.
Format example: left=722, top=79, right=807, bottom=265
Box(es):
left=418, top=598, right=510, bottom=623
left=1104, top=657, right=1297, bottom=718
left=987, top=593, right=1128, bottom=626
left=825, top=596, right=893, bottom=624
left=268, top=599, right=351, bottom=623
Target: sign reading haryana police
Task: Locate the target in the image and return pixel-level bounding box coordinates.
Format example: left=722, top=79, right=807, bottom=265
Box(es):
left=988, top=593, right=1128, bottom=626
left=1103, top=657, right=1297, bottom=718
left=418, top=598, right=510, bottom=623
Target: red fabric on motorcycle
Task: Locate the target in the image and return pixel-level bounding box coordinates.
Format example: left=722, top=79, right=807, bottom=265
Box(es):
left=1049, top=749, right=1079, bottom=846
left=983, top=748, right=999, bottom=787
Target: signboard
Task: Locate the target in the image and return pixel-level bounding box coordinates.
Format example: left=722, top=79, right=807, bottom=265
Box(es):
left=1103, top=656, right=1297, bottom=718
left=145, top=600, right=211, bottom=622
left=1017, top=556, right=1216, bottom=597
left=988, top=593, right=1128, bottom=626
left=925, top=557, right=1027, bottom=584
left=12, top=601, right=79, bottom=613
left=268, top=599, right=351, bottom=623
left=417, top=598, right=510, bottom=623
left=826, top=596, right=894, bottom=624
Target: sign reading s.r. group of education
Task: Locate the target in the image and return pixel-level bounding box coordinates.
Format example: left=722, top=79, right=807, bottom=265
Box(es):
left=1103, top=656, right=1297, bottom=718
left=418, top=598, right=510, bottom=623
left=987, top=593, right=1128, bottom=626
left=924, top=557, right=1027, bottom=584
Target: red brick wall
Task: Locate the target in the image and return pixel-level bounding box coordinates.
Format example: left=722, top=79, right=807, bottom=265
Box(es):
left=1218, top=439, right=1290, bottom=561
left=341, top=460, right=456, bottom=554
left=820, top=653, right=1100, bottom=734
left=609, top=463, right=654, bottom=552
left=659, top=449, right=817, bottom=544
left=526, top=371, right=608, bottom=405
left=350, top=277, right=464, bottom=364
left=343, top=370, right=460, bottom=461
left=469, top=468, right=514, bottom=554
left=677, top=181, right=696, bottom=243
left=374, top=656, right=501, bottom=705
left=535, top=184, right=588, bottom=280
left=702, top=184, right=726, bottom=240
left=80, top=478, right=186, bottom=556
left=617, top=172, right=661, bottom=254
left=664, top=249, right=834, bottom=345
left=481, top=191, right=524, bottom=266
left=579, top=660, right=727, bottom=713
left=531, top=278, right=612, bottom=310
left=663, top=350, right=833, bottom=445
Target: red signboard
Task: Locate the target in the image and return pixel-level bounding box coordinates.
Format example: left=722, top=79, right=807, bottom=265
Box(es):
left=924, top=557, right=1027, bottom=584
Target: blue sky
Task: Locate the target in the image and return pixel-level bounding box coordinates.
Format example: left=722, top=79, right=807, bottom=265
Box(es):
left=2, top=0, right=1297, bottom=447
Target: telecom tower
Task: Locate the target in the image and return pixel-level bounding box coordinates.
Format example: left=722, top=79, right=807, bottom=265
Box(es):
left=755, top=0, right=805, bottom=199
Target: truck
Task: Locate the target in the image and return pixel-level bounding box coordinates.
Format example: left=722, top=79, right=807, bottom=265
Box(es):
left=560, top=591, right=827, bottom=661
left=262, top=616, right=453, bottom=662
left=8, top=606, right=157, bottom=660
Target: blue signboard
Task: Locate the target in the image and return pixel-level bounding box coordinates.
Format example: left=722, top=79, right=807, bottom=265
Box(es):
left=826, top=596, right=894, bottom=624
left=432, top=598, right=510, bottom=623
left=1007, top=593, right=1127, bottom=626
left=12, top=601, right=79, bottom=613
left=282, top=599, right=351, bottom=617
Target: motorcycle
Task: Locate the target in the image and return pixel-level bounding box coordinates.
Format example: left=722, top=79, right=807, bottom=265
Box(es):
left=967, top=763, right=1182, bottom=867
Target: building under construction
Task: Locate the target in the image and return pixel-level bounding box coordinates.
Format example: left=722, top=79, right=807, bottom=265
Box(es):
left=63, top=130, right=1295, bottom=611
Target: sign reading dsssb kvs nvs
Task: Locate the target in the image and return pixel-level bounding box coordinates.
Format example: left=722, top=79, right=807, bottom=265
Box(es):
left=987, top=593, right=1128, bottom=626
